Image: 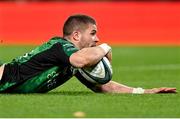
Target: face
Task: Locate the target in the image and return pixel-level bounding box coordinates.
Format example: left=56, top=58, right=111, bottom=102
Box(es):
left=77, top=23, right=99, bottom=49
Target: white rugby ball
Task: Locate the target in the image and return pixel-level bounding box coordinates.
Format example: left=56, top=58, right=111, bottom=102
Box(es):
left=78, top=57, right=113, bottom=84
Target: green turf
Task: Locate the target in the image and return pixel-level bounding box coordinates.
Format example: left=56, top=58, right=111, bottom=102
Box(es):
left=0, top=45, right=180, bottom=117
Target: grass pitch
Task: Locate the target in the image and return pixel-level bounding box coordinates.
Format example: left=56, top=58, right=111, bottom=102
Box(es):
left=0, top=45, right=180, bottom=117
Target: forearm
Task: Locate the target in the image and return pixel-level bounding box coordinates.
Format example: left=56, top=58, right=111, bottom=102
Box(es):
left=92, top=81, right=176, bottom=94
left=94, top=81, right=134, bottom=93
left=78, top=46, right=106, bottom=66
left=70, top=43, right=111, bottom=68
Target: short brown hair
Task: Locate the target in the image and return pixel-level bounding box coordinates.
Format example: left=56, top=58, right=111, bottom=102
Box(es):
left=63, top=14, right=96, bottom=36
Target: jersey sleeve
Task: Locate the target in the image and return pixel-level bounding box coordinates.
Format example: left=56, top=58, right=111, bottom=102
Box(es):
left=54, top=42, right=78, bottom=66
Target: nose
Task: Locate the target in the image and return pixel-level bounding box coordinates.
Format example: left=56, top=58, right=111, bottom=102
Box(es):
left=95, top=36, right=99, bottom=42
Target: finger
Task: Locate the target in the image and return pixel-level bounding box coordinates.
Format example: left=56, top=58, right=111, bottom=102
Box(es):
left=158, top=87, right=176, bottom=93
left=158, top=88, right=177, bottom=93
left=164, top=88, right=176, bottom=91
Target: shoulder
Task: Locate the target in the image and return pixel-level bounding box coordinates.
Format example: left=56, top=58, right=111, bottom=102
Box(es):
left=49, top=37, right=73, bottom=47
left=49, top=36, right=78, bottom=56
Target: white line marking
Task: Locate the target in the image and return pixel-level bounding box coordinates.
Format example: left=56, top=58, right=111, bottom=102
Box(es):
left=114, top=64, right=180, bottom=71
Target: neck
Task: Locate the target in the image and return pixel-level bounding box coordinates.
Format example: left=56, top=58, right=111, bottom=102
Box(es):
left=0, top=64, right=5, bottom=81
left=63, top=36, right=80, bottom=49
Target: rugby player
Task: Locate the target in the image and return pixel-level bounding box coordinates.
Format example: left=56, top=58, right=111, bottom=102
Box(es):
left=0, top=14, right=176, bottom=94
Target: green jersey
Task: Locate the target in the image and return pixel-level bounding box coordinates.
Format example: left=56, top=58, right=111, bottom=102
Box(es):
left=0, top=37, right=78, bottom=93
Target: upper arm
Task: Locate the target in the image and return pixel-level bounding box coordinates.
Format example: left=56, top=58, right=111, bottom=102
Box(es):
left=69, top=51, right=87, bottom=68
left=54, top=42, right=78, bottom=66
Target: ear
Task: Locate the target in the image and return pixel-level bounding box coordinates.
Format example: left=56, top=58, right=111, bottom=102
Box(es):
left=72, top=31, right=81, bottom=41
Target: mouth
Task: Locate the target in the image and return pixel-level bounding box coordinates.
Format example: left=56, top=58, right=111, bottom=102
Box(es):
left=90, top=43, right=97, bottom=47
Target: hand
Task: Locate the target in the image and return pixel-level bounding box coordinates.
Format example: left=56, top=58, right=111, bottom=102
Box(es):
left=144, top=87, right=177, bottom=94
left=105, top=50, right=112, bottom=63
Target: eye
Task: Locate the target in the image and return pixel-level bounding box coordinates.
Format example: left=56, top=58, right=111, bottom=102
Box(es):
left=90, top=32, right=96, bottom=35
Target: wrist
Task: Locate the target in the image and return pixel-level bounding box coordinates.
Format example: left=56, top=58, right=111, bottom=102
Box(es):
left=132, top=87, right=145, bottom=94
left=99, top=43, right=111, bottom=54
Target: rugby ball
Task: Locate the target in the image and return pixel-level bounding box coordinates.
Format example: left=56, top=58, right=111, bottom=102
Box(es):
left=77, top=57, right=113, bottom=84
